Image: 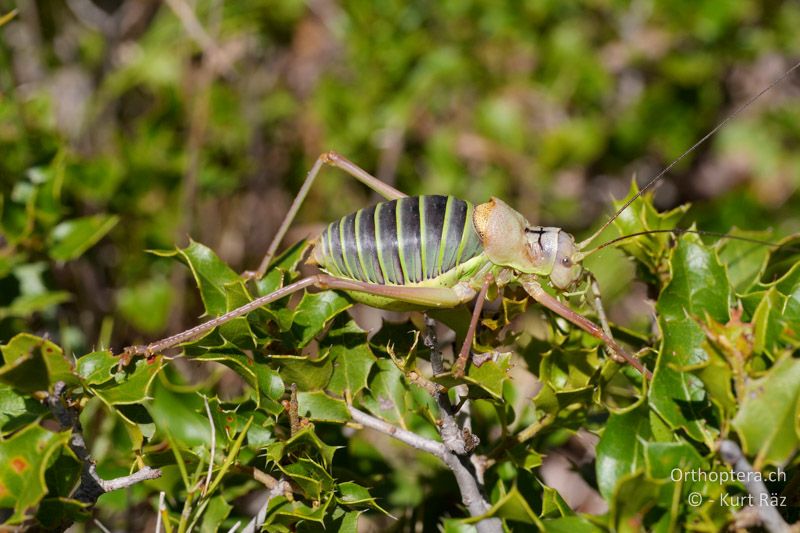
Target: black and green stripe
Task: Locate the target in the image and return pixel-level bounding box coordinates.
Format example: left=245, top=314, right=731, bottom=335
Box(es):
left=317, top=195, right=483, bottom=285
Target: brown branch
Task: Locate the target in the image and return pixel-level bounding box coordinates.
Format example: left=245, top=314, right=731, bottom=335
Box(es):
left=348, top=405, right=501, bottom=533
left=47, top=382, right=162, bottom=510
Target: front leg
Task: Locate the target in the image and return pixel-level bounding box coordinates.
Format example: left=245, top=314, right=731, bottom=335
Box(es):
left=521, top=277, right=652, bottom=379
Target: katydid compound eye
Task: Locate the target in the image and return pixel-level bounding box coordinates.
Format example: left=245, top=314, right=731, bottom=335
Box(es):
left=561, top=257, right=571, bottom=267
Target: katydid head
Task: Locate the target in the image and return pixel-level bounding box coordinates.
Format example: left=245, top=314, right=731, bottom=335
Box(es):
left=473, top=197, right=583, bottom=290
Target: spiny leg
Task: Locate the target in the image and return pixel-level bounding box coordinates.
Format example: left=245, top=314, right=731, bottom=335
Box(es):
left=123, top=274, right=472, bottom=359
left=252, top=151, right=409, bottom=279
left=452, top=276, right=492, bottom=378
left=520, top=277, right=652, bottom=380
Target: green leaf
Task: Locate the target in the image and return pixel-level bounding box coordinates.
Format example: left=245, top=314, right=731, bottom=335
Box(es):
left=761, top=234, right=800, bottom=284
left=255, top=240, right=310, bottom=296
left=595, top=402, right=652, bottom=500
left=463, top=353, right=512, bottom=400
left=325, top=319, right=376, bottom=396
left=76, top=350, right=118, bottom=386
left=751, top=287, right=783, bottom=355
left=732, top=356, right=800, bottom=468
left=0, top=425, right=70, bottom=523
left=542, top=516, right=604, bottom=533
left=47, top=214, right=119, bottom=261
left=196, top=351, right=284, bottom=412
left=0, top=333, right=76, bottom=392
left=274, top=352, right=333, bottom=391
left=147, top=382, right=212, bottom=448
left=91, top=357, right=162, bottom=406
left=0, top=383, right=48, bottom=433
left=715, top=229, right=771, bottom=293
left=609, top=181, right=689, bottom=280
left=266, top=426, right=338, bottom=468
left=297, top=391, right=350, bottom=423
left=609, top=471, right=664, bottom=533
left=650, top=235, right=728, bottom=445
left=199, top=495, right=232, bottom=533
left=291, top=291, right=352, bottom=347
left=0, top=291, right=72, bottom=320
left=278, top=457, right=334, bottom=500
left=263, top=494, right=332, bottom=528
left=35, top=497, right=91, bottom=530
left=154, top=240, right=241, bottom=316
left=643, top=441, right=703, bottom=480
left=469, top=484, right=539, bottom=525
left=361, top=359, right=409, bottom=426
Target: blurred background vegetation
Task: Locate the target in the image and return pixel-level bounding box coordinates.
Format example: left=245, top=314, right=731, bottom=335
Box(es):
left=1, top=0, right=800, bottom=529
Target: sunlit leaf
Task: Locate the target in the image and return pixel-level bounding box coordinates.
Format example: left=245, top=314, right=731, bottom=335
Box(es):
left=0, top=425, right=70, bottom=523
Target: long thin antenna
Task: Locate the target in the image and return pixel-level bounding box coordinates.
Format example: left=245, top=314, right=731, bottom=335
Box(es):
left=578, top=59, right=800, bottom=250
left=577, top=228, right=781, bottom=260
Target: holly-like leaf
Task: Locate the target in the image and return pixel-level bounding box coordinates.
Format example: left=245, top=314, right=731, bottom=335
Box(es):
left=325, top=319, right=376, bottom=397
left=153, top=240, right=242, bottom=316
left=0, top=384, right=48, bottom=433
left=274, top=352, right=333, bottom=391
left=91, top=357, right=162, bottom=406
left=0, top=333, right=76, bottom=392
left=462, top=352, right=512, bottom=400
left=278, top=457, right=334, bottom=500
left=76, top=350, right=118, bottom=386
left=291, top=291, right=352, bottom=347
left=0, top=425, right=70, bottom=524
left=196, top=351, right=284, bottom=412
left=297, top=391, right=350, bottom=423
left=609, top=181, right=689, bottom=281
left=469, top=484, right=539, bottom=526
left=650, top=234, right=728, bottom=445
left=361, top=359, right=409, bottom=426
left=595, top=402, right=652, bottom=500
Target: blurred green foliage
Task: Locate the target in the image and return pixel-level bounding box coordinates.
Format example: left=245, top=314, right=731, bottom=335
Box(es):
left=1, top=0, right=800, bottom=531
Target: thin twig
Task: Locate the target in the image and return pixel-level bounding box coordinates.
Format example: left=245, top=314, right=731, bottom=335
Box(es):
left=202, top=395, right=216, bottom=496
left=348, top=405, right=501, bottom=533
left=349, top=406, right=445, bottom=456
left=156, top=492, right=165, bottom=533
left=719, top=440, right=792, bottom=533
left=240, top=478, right=291, bottom=533
left=93, top=518, right=112, bottom=533
left=289, top=383, right=301, bottom=436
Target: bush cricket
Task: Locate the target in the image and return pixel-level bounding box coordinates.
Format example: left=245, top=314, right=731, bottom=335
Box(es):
left=123, top=61, right=800, bottom=381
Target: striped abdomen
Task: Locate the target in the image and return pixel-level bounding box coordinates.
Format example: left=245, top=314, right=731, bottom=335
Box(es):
left=313, top=195, right=484, bottom=285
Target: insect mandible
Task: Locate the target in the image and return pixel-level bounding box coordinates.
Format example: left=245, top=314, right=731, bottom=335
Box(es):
left=123, top=61, right=800, bottom=381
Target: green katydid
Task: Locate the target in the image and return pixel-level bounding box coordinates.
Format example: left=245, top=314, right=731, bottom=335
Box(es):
left=123, top=62, right=800, bottom=381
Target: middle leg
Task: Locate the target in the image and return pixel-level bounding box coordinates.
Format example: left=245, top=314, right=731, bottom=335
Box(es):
left=252, top=151, right=409, bottom=278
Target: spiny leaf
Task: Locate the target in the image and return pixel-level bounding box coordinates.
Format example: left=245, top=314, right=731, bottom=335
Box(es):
left=650, top=234, right=728, bottom=445
left=0, top=334, right=76, bottom=392
left=0, top=425, right=70, bottom=524
left=324, top=318, right=376, bottom=397
left=153, top=240, right=242, bottom=316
